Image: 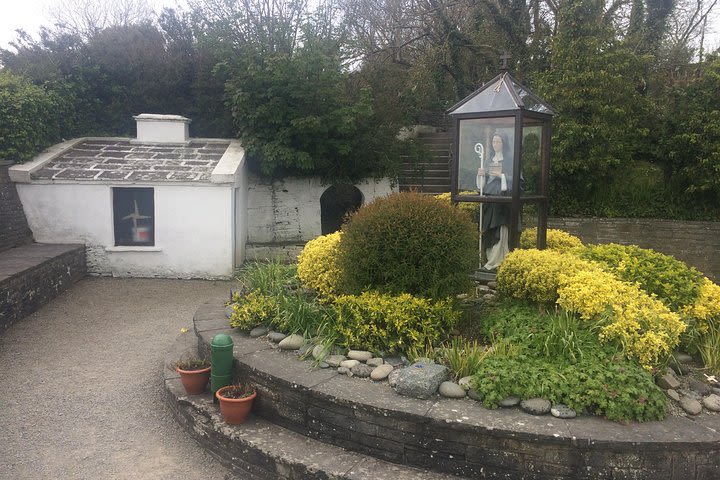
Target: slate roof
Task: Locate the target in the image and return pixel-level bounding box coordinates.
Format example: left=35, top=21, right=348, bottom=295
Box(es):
left=32, top=139, right=231, bottom=183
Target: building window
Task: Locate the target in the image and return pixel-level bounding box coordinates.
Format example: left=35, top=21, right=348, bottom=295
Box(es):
left=113, top=187, right=154, bottom=246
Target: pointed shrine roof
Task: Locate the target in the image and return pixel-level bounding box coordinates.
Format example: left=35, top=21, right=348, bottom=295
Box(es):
left=447, top=72, right=555, bottom=116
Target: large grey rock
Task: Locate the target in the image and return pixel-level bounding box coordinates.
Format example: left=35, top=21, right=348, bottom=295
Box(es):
left=393, top=363, right=449, bottom=399
left=520, top=398, right=551, bottom=415
left=439, top=381, right=466, bottom=398
left=278, top=334, right=305, bottom=350
left=347, top=350, right=373, bottom=362
left=388, top=368, right=402, bottom=387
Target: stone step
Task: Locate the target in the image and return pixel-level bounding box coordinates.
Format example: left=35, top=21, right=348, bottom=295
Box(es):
left=164, top=334, right=461, bottom=480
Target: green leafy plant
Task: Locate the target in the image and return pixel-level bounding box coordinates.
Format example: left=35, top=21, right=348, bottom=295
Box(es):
left=437, top=338, right=491, bottom=381
left=698, top=318, right=720, bottom=375
left=169, top=356, right=210, bottom=371
left=236, top=260, right=299, bottom=297
left=519, top=228, right=583, bottom=252
left=275, top=293, right=333, bottom=337
left=338, top=192, right=477, bottom=298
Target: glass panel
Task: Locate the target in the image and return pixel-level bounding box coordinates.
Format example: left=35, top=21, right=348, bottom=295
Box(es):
left=519, top=203, right=540, bottom=249
left=458, top=117, right=516, bottom=194
left=521, top=118, right=543, bottom=196
left=452, top=79, right=519, bottom=114
left=511, top=79, right=553, bottom=114
left=113, top=187, right=154, bottom=246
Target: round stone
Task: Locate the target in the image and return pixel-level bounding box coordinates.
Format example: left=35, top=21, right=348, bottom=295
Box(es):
left=337, top=366, right=350, bottom=375
left=487, top=281, right=498, bottom=289
left=439, top=381, right=466, bottom=399
left=688, top=378, right=712, bottom=396
left=371, top=364, right=394, bottom=381
left=312, top=344, right=325, bottom=360
left=249, top=326, right=269, bottom=338
left=347, top=350, right=373, bottom=362
left=384, top=356, right=405, bottom=367
left=550, top=404, right=577, bottom=419
left=224, top=305, right=234, bottom=318
left=367, top=357, right=384, bottom=368
left=499, top=396, right=521, bottom=408
left=458, top=376, right=473, bottom=391
left=324, top=354, right=346, bottom=367
left=340, top=359, right=360, bottom=369
left=520, top=398, right=551, bottom=415
left=352, top=363, right=374, bottom=378
left=318, top=362, right=330, bottom=369
left=702, top=394, right=720, bottom=412
left=279, top=334, right=305, bottom=350
left=680, top=397, right=703, bottom=415
left=467, top=388, right=483, bottom=401
left=667, top=389, right=681, bottom=402
left=268, top=332, right=286, bottom=343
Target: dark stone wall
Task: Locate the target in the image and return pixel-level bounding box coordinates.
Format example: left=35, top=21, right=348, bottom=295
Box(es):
left=0, top=246, right=86, bottom=331
left=549, top=217, right=720, bottom=281
left=0, top=162, right=33, bottom=253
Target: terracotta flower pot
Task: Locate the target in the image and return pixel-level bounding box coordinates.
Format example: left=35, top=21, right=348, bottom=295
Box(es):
left=176, top=366, right=211, bottom=395
left=216, top=385, right=257, bottom=425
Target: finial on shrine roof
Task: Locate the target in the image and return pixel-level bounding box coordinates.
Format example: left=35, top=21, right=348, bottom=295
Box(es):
left=499, top=52, right=511, bottom=71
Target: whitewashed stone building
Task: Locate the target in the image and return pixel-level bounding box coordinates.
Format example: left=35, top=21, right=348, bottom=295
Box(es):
left=10, top=114, right=394, bottom=278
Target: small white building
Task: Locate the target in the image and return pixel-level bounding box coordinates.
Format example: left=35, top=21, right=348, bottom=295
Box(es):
left=10, top=114, right=394, bottom=278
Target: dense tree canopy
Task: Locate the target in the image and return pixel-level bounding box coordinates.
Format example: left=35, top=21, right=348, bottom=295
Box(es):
left=0, top=0, right=719, bottom=216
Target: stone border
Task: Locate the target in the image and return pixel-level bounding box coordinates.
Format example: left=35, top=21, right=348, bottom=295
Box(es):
left=164, top=316, right=459, bottom=480
left=194, top=299, right=720, bottom=479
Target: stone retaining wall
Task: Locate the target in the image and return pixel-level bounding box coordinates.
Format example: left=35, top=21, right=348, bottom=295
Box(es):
left=0, top=161, right=33, bottom=253
left=0, top=245, right=86, bottom=331
left=193, top=301, right=720, bottom=480
left=549, top=217, right=720, bottom=281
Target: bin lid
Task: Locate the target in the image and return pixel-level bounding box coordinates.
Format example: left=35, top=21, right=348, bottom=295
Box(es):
left=211, top=333, right=234, bottom=347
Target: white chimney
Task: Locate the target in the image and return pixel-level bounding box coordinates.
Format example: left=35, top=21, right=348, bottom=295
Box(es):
left=133, top=114, right=191, bottom=143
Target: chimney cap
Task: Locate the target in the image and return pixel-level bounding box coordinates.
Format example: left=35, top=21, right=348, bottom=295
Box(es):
left=133, top=113, right=191, bottom=123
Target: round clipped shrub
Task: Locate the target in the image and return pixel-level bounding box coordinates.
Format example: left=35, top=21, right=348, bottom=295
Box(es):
left=496, top=248, right=600, bottom=304
left=297, top=231, right=343, bottom=297
left=338, top=192, right=477, bottom=298
left=332, top=291, right=460, bottom=354
left=519, top=227, right=583, bottom=252
left=577, top=243, right=704, bottom=311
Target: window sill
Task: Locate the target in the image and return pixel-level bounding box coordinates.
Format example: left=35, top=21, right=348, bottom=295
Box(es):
left=105, top=246, right=162, bottom=252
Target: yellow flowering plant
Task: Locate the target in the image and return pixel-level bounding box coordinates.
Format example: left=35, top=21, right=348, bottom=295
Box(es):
left=297, top=231, right=344, bottom=298
left=557, top=270, right=685, bottom=369
left=519, top=228, right=584, bottom=252
left=229, top=289, right=279, bottom=331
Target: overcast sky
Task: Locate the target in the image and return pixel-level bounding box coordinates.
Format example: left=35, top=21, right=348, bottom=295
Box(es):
left=1, top=0, right=719, bottom=54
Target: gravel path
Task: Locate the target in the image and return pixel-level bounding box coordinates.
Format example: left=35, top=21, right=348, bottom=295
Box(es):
left=0, top=277, right=239, bottom=480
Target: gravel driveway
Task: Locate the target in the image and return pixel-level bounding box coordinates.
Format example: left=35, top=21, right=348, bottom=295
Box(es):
left=0, top=277, right=238, bottom=479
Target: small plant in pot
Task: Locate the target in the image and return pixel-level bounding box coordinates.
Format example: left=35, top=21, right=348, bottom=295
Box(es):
left=215, top=383, right=256, bottom=425
left=171, top=357, right=211, bottom=395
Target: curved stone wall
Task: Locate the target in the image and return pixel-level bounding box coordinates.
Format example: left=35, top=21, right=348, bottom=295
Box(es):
left=193, top=300, right=720, bottom=480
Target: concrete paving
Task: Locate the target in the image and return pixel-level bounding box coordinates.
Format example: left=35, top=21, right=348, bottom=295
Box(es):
left=0, top=277, right=239, bottom=480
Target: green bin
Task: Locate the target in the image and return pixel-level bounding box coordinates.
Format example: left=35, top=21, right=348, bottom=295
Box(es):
left=210, top=333, right=234, bottom=393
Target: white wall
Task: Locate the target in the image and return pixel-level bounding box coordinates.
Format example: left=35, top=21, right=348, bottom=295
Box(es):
left=245, top=175, right=395, bottom=260
left=16, top=183, right=235, bottom=279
